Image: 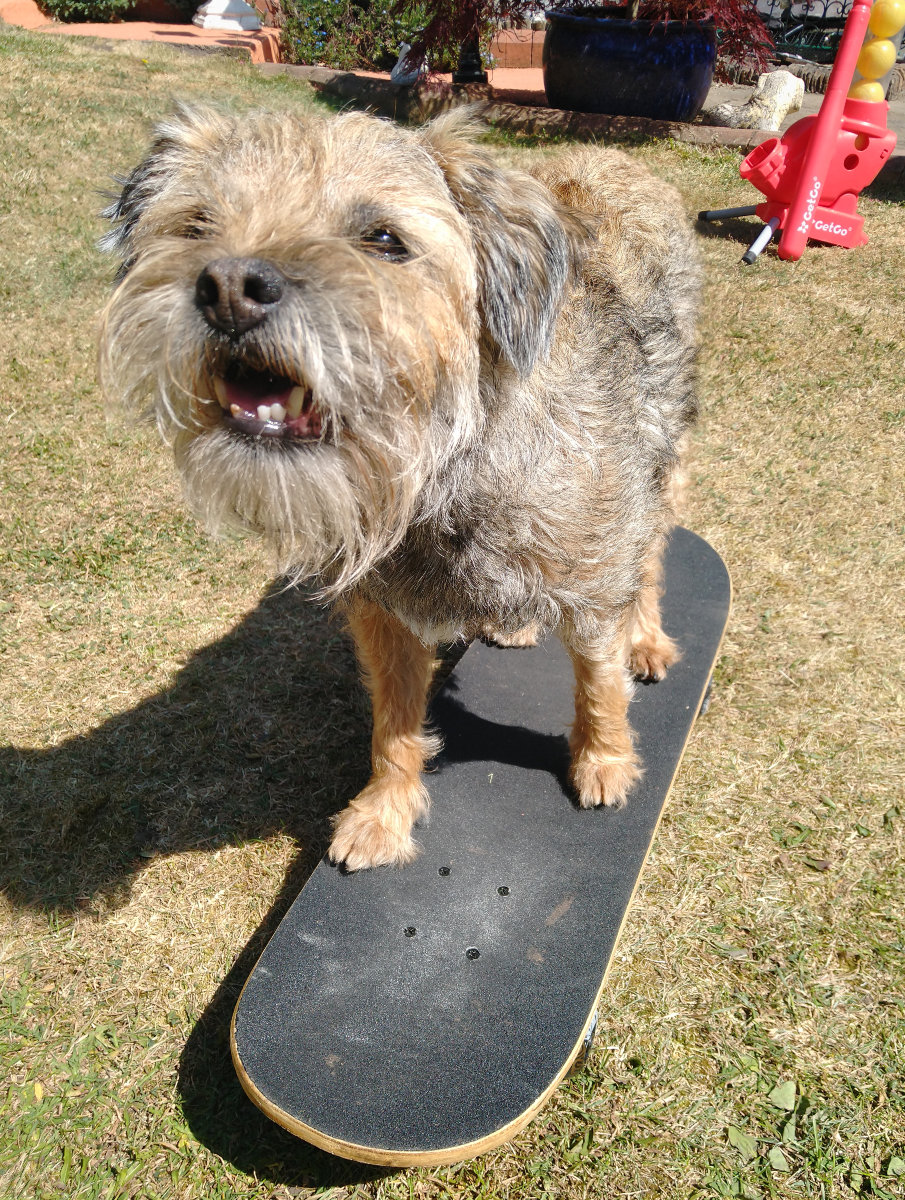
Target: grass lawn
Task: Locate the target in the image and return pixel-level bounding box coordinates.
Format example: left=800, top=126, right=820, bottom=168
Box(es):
left=1, top=24, right=903, bottom=1200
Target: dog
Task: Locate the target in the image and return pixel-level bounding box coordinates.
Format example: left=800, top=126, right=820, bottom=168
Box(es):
left=98, top=104, right=700, bottom=871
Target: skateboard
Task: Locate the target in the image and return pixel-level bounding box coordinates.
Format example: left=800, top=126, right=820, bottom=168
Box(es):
left=230, top=527, right=731, bottom=1167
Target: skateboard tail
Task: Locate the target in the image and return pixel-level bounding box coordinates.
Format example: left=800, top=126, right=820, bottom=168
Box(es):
left=230, top=1000, right=602, bottom=1167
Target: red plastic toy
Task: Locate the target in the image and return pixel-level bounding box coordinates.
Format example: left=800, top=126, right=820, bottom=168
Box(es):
left=700, top=0, right=904, bottom=263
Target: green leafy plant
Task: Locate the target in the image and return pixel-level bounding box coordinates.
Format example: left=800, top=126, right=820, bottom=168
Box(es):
left=37, top=0, right=135, bottom=21
left=281, top=0, right=431, bottom=71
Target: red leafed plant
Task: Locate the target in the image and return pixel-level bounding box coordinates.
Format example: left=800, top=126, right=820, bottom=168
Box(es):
left=396, top=0, right=774, bottom=81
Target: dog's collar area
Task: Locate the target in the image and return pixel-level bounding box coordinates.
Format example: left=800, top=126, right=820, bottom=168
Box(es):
left=212, top=370, right=323, bottom=441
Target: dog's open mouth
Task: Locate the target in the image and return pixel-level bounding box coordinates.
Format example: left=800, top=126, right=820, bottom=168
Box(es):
left=213, top=369, right=323, bottom=441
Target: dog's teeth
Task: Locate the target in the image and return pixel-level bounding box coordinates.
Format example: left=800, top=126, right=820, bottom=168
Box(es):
left=257, top=404, right=272, bottom=422
left=270, top=402, right=286, bottom=422
left=287, top=386, right=306, bottom=419
left=230, top=403, right=243, bottom=418
left=214, top=378, right=228, bottom=407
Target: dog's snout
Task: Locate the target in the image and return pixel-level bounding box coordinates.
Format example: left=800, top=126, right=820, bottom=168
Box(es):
left=195, top=257, right=285, bottom=336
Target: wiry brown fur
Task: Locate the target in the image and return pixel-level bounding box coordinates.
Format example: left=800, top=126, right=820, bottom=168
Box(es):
left=99, top=104, right=700, bottom=870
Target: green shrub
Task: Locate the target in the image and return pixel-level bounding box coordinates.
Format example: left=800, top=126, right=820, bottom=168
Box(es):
left=160, top=0, right=206, bottom=21
left=281, top=0, right=430, bottom=71
left=37, top=0, right=135, bottom=20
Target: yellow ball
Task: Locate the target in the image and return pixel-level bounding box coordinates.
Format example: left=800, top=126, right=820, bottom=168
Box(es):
left=868, top=0, right=905, bottom=38
left=848, top=78, right=887, bottom=102
left=857, top=37, right=897, bottom=79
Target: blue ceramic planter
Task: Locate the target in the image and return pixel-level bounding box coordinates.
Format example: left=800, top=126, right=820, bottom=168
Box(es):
left=543, top=8, right=717, bottom=122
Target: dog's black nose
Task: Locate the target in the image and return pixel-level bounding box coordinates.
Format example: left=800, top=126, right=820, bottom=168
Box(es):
left=195, top=258, right=285, bottom=336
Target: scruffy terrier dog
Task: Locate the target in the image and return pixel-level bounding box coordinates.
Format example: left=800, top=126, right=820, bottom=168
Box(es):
left=99, top=104, right=700, bottom=872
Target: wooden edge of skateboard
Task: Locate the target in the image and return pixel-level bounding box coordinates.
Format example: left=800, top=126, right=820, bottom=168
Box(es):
left=229, top=564, right=732, bottom=1169
left=229, top=990, right=600, bottom=1169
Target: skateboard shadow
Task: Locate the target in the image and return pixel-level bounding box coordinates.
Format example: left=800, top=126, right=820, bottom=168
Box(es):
left=176, top=857, right=399, bottom=1188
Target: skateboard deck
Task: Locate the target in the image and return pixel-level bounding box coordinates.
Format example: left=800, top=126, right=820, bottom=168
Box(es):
left=230, top=527, right=731, bottom=1167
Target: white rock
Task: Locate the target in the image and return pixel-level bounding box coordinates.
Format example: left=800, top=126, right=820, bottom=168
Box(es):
left=705, top=71, right=805, bottom=131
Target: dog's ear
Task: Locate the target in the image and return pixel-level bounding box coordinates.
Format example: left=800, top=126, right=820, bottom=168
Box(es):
left=100, top=104, right=231, bottom=278
left=418, top=113, right=590, bottom=376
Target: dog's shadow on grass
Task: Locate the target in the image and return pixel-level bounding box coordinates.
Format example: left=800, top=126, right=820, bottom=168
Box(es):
left=1, top=591, right=572, bottom=1187
left=0, top=583, right=371, bottom=916
left=0, top=582, right=395, bottom=1186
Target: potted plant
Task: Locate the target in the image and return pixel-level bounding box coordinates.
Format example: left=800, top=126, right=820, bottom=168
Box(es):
left=398, top=0, right=773, bottom=121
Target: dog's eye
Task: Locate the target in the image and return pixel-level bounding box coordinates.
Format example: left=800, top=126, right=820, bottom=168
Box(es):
left=360, top=228, right=409, bottom=261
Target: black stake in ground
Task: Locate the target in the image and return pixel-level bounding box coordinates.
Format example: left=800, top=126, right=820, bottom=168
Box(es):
left=452, top=36, right=488, bottom=84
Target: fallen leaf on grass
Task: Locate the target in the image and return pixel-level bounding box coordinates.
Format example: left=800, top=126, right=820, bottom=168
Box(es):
left=711, top=942, right=750, bottom=961
left=728, top=1126, right=758, bottom=1161
left=768, top=1145, right=791, bottom=1172
left=767, top=1080, right=797, bottom=1111
left=802, top=856, right=831, bottom=872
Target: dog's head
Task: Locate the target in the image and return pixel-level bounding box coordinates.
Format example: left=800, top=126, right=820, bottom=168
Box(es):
left=99, top=104, right=588, bottom=592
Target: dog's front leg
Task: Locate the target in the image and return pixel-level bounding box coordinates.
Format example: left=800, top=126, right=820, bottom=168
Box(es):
left=329, top=601, right=439, bottom=871
left=563, top=615, right=642, bottom=809
left=627, top=535, right=680, bottom=682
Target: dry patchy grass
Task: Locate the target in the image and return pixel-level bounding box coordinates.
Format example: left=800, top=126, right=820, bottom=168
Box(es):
left=1, top=27, right=903, bottom=1200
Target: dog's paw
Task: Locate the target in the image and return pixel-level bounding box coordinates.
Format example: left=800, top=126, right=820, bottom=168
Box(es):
left=570, top=753, right=642, bottom=810
left=629, top=632, right=680, bottom=682
left=328, top=784, right=423, bottom=871
left=329, top=806, right=419, bottom=871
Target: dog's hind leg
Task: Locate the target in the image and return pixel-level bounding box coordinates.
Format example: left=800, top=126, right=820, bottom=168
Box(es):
left=627, top=535, right=680, bottom=682
left=563, top=616, right=642, bottom=810
left=329, top=601, right=440, bottom=871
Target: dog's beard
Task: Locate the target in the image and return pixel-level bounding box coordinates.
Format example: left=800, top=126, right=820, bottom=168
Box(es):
left=174, top=423, right=423, bottom=592
left=99, top=248, right=479, bottom=595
